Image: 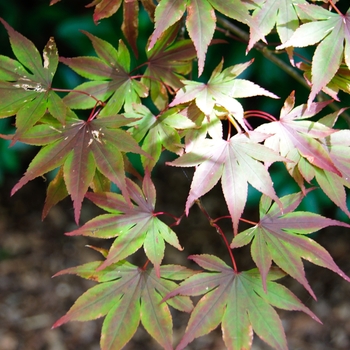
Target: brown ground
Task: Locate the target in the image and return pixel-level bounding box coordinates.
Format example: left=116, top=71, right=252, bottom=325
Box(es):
left=1, top=167, right=350, bottom=350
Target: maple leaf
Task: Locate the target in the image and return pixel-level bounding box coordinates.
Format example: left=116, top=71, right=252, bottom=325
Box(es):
left=148, top=0, right=253, bottom=76
left=11, top=110, right=147, bottom=224
left=52, top=260, right=195, bottom=350
left=168, top=132, right=284, bottom=235
left=67, top=173, right=183, bottom=275
left=60, top=31, right=148, bottom=113
left=125, top=104, right=196, bottom=171
left=247, top=0, right=307, bottom=55
left=254, top=92, right=350, bottom=216
left=297, top=62, right=350, bottom=101
left=169, top=60, right=279, bottom=132
left=85, top=0, right=123, bottom=23
left=276, top=4, right=350, bottom=104
left=0, top=18, right=66, bottom=139
left=164, top=254, right=321, bottom=350
left=312, top=129, right=350, bottom=217
left=231, top=192, right=350, bottom=298
left=142, top=23, right=197, bottom=110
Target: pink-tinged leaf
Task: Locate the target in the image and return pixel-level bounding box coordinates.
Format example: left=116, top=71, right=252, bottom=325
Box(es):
left=52, top=271, right=139, bottom=328
left=122, top=0, right=139, bottom=57
left=67, top=213, right=132, bottom=239
left=140, top=278, right=173, bottom=350
left=221, top=152, right=248, bottom=236
left=208, top=0, right=252, bottom=26
left=277, top=6, right=350, bottom=104
left=12, top=112, right=146, bottom=223
left=166, top=257, right=316, bottom=350
left=54, top=263, right=193, bottom=349
left=231, top=79, right=279, bottom=99
left=170, top=60, right=277, bottom=130
left=184, top=139, right=226, bottom=213
left=308, top=20, right=344, bottom=105
left=68, top=177, right=181, bottom=269
left=176, top=283, right=231, bottom=350
left=11, top=138, right=73, bottom=197
left=53, top=260, right=136, bottom=282
left=314, top=168, right=350, bottom=218
left=100, top=279, right=141, bottom=350
left=232, top=192, right=350, bottom=297
left=170, top=81, right=206, bottom=107
left=87, top=0, right=123, bottom=23
left=169, top=134, right=283, bottom=235
left=247, top=0, right=306, bottom=52
left=255, top=93, right=341, bottom=192
left=63, top=149, right=96, bottom=224
left=143, top=24, right=197, bottom=109
left=148, top=0, right=187, bottom=50
left=186, top=0, right=216, bottom=76
left=189, top=254, right=231, bottom=272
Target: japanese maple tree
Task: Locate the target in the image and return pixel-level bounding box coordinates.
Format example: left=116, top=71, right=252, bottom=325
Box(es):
left=1, top=0, right=350, bottom=349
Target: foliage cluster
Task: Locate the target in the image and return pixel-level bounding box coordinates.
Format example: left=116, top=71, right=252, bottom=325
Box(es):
left=1, top=0, right=350, bottom=349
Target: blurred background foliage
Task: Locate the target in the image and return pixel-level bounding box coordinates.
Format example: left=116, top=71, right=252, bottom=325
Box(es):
left=0, top=0, right=349, bottom=221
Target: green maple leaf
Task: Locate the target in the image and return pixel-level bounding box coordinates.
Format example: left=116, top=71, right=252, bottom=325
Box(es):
left=169, top=60, right=279, bottom=131
left=248, top=0, right=307, bottom=52
left=142, top=23, right=197, bottom=110
left=276, top=4, right=350, bottom=104
left=125, top=104, right=196, bottom=171
left=148, top=0, right=253, bottom=76
left=52, top=260, right=195, bottom=350
left=312, top=129, right=350, bottom=218
left=231, top=192, right=350, bottom=298
left=61, top=31, right=148, bottom=113
left=0, top=18, right=66, bottom=139
left=67, top=173, right=183, bottom=275
left=164, top=254, right=321, bottom=350
left=297, top=62, right=350, bottom=101
left=11, top=110, right=146, bottom=224
left=255, top=92, right=350, bottom=216
left=168, top=132, right=284, bottom=235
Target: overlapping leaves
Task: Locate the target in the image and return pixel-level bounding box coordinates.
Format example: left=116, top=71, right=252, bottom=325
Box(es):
left=164, top=254, right=321, bottom=350
left=255, top=92, right=350, bottom=217
left=169, top=59, right=279, bottom=131
left=248, top=0, right=307, bottom=53
left=125, top=104, right=196, bottom=171
left=142, top=23, right=197, bottom=110
left=0, top=18, right=66, bottom=139
left=277, top=3, right=350, bottom=104
left=149, top=0, right=254, bottom=75
left=67, top=173, right=183, bottom=275
left=52, top=260, right=195, bottom=350
left=11, top=110, right=147, bottom=223
left=60, top=31, right=148, bottom=113
left=168, top=132, right=284, bottom=235
left=231, top=192, right=350, bottom=298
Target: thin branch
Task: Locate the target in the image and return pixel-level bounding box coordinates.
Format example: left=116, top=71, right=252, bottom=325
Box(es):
left=216, top=15, right=350, bottom=125
left=195, top=199, right=238, bottom=272
left=216, top=16, right=310, bottom=90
